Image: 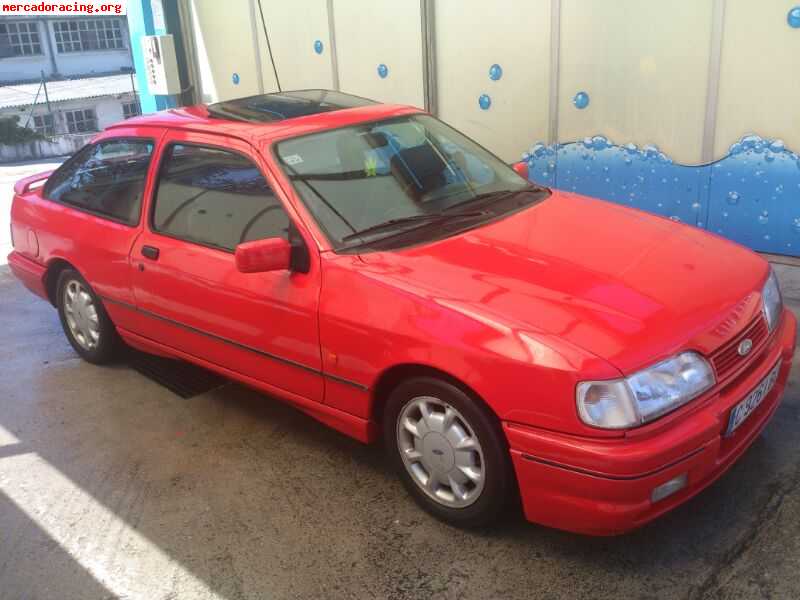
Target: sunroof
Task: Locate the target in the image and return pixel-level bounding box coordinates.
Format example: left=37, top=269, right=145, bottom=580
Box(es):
left=207, top=89, right=377, bottom=123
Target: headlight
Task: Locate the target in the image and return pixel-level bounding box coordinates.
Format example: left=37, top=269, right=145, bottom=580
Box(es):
left=577, top=352, right=715, bottom=429
left=576, top=380, right=638, bottom=429
left=762, top=268, right=783, bottom=332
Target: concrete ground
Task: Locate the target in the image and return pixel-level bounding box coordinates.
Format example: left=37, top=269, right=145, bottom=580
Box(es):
left=2, top=159, right=800, bottom=598
left=0, top=266, right=799, bottom=600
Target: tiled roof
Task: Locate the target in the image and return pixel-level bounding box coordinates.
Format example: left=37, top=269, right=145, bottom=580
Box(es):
left=0, top=73, right=137, bottom=110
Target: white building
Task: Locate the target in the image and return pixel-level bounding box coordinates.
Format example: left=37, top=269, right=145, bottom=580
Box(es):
left=0, top=15, right=140, bottom=160
left=0, top=15, right=133, bottom=82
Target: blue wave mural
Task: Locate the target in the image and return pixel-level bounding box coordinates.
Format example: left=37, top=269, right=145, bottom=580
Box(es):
left=522, top=135, right=800, bottom=256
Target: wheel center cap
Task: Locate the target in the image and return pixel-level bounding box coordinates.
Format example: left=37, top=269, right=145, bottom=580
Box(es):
left=422, top=432, right=455, bottom=472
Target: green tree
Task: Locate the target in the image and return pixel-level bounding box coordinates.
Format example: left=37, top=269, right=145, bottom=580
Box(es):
left=0, top=115, right=45, bottom=144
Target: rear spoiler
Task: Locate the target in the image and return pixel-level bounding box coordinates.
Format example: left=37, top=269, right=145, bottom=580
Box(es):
left=14, top=170, right=54, bottom=195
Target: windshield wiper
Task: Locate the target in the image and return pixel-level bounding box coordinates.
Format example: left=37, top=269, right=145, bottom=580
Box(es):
left=442, top=184, right=547, bottom=213
left=341, top=210, right=487, bottom=243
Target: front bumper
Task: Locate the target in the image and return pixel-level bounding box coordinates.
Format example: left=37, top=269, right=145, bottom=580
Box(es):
left=506, top=309, right=797, bottom=536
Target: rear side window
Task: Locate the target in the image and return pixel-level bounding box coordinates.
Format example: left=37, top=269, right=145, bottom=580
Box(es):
left=44, top=139, right=154, bottom=225
left=152, top=144, right=289, bottom=251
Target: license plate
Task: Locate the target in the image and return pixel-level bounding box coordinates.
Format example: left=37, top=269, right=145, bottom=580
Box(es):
left=725, top=361, right=781, bottom=436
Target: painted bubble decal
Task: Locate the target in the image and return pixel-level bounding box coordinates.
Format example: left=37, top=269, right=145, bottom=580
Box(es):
left=489, top=64, right=503, bottom=81
left=573, top=92, right=590, bottom=109
left=377, top=64, right=389, bottom=78
left=522, top=133, right=800, bottom=255
left=788, top=7, right=800, bottom=28
left=478, top=94, right=492, bottom=110
left=231, top=73, right=240, bottom=85
left=314, top=40, right=323, bottom=54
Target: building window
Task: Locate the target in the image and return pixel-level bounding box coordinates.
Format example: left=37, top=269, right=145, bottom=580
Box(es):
left=0, top=22, right=42, bottom=56
left=33, top=114, right=55, bottom=136
left=64, top=109, right=98, bottom=133
left=122, top=101, right=141, bottom=119
left=53, top=19, right=124, bottom=53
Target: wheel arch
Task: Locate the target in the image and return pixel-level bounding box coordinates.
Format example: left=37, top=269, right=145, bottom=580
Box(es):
left=44, top=257, right=78, bottom=306
left=370, top=363, right=501, bottom=433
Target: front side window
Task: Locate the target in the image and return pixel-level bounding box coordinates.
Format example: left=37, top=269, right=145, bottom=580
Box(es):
left=152, top=144, right=290, bottom=252
left=53, top=19, right=124, bottom=53
left=65, top=108, right=97, bottom=133
left=0, top=21, right=42, bottom=56
left=44, top=139, right=154, bottom=225
left=275, top=114, right=540, bottom=250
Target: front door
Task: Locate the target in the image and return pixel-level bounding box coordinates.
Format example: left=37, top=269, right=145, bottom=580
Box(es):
left=130, top=131, right=323, bottom=402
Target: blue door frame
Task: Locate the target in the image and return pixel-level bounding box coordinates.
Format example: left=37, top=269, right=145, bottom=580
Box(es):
left=126, top=0, right=179, bottom=114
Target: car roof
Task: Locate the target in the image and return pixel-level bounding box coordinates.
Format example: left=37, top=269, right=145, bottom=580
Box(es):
left=107, top=89, right=423, bottom=145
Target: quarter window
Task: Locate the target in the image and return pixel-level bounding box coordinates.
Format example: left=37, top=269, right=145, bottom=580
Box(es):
left=65, top=109, right=97, bottom=133
left=152, top=144, right=290, bottom=251
left=0, top=21, right=42, bottom=56
left=44, top=139, right=154, bottom=225
left=53, top=19, right=124, bottom=53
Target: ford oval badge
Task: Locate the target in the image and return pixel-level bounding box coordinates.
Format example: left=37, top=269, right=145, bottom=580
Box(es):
left=738, top=338, right=753, bottom=356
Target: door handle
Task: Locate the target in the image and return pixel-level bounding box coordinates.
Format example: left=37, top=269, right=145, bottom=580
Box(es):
left=141, top=245, right=160, bottom=260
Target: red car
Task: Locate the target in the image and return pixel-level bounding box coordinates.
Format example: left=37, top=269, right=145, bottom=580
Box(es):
left=8, top=90, right=796, bottom=535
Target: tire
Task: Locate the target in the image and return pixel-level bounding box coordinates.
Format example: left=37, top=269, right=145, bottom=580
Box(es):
left=56, top=268, right=119, bottom=364
left=383, top=376, right=515, bottom=527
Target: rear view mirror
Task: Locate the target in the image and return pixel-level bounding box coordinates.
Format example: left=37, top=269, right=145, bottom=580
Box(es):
left=512, top=161, right=529, bottom=180
left=361, top=131, right=389, bottom=148
left=235, top=237, right=291, bottom=273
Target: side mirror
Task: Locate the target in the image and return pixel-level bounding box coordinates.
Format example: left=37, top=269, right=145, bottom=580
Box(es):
left=235, top=237, right=291, bottom=273
left=512, top=161, right=529, bottom=180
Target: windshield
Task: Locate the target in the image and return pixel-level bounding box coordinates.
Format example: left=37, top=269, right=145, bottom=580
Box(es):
left=274, top=114, right=537, bottom=249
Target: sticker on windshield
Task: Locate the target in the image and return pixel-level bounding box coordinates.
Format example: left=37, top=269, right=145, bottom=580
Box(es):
left=284, top=154, right=304, bottom=166
left=364, top=156, right=378, bottom=177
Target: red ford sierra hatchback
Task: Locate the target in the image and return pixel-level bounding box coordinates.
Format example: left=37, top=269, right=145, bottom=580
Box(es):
left=8, top=90, right=796, bottom=535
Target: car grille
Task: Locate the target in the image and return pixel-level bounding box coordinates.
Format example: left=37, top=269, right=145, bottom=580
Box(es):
left=710, top=313, right=769, bottom=382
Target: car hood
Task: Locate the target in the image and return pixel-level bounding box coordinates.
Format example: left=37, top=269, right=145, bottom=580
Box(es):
left=358, top=191, right=768, bottom=374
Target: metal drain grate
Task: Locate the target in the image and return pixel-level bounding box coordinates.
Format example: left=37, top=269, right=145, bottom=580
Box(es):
left=125, top=349, right=227, bottom=399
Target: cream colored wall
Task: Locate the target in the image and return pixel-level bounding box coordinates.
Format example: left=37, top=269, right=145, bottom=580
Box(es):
left=185, top=0, right=799, bottom=166
left=189, top=0, right=421, bottom=106
left=558, top=0, right=713, bottom=165
left=331, top=0, right=425, bottom=108
left=189, top=0, right=272, bottom=103
left=434, top=0, right=551, bottom=163
left=255, top=0, right=334, bottom=91
left=714, top=0, right=800, bottom=157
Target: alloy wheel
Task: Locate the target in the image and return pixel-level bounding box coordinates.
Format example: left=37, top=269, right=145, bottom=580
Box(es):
left=63, top=279, right=100, bottom=351
left=396, top=395, right=486, bottom=508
